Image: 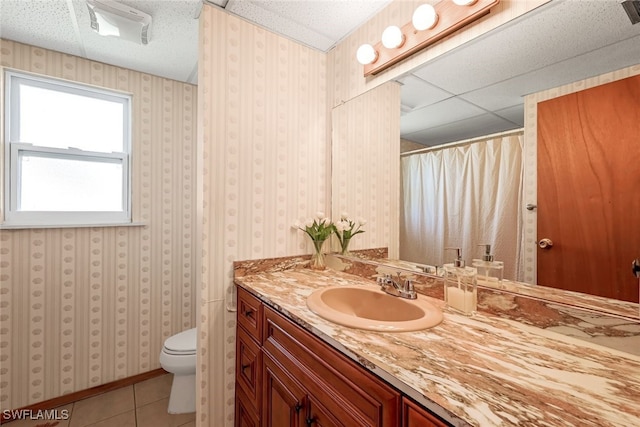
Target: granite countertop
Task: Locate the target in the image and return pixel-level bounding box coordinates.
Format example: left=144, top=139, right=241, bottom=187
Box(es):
left=234, top=268, right=640, bottom=427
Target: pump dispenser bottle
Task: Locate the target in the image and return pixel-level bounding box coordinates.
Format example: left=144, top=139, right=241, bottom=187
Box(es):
left=443, top=248, right=477, bottom=315
left=472, top=244, right=504, bottom=284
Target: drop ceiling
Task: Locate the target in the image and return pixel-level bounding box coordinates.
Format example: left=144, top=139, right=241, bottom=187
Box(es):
left=1, top=0, right=639, bottom=147
left=399, top=0, right=640, bottom=146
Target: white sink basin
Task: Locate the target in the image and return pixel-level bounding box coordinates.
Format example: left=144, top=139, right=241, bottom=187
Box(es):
left=306, top=285, right=443, bottom=332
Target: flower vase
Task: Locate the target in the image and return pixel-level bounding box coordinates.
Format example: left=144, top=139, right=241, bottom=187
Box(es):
left=340, top=237, right=351, bottom=256
left=310, top=239, right=327, bottom=270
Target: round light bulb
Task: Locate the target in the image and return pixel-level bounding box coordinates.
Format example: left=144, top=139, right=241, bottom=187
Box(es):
left=356, top=44, right=378, bottom=65
left=381, top=25, right=405, bottom=49
left=453, top=0, right=477, bottom=6
left=412, top=4, right=438, bottom=31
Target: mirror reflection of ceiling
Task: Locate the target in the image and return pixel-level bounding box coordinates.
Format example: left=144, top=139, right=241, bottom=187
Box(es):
left=399, top=0, right=640, bottom=147
left=1, top=1, right=638, bottom=146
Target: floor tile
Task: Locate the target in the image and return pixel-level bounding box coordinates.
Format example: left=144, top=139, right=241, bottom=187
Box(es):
left=133, top=374, right=172, bottom=408
left=69, top=387, right=134, bottom=427
left=135, top=398, right=195, bottom=427
left=85, top=411, right=136, bottom=427
left=177, top=422, right=195, bottom=427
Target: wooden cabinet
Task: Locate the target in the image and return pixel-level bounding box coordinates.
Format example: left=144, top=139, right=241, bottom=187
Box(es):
left=262, top=352, right=306, bottom=427
left=236, top=287, right=263, bottom=423
left=402, top=397, right=449, bottom=427
left=262, top=305, right=399, bottom=427
left=235, top=285, right=450, bottom=427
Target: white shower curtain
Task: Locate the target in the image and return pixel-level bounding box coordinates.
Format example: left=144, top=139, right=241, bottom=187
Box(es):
left=400, top=132, right=524, bottom=281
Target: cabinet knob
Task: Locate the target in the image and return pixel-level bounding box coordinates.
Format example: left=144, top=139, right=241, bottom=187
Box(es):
left=306, top=417, right=316, bottom=426
left=244, top=309, right=254, bottom=318
left=294, top=402, right=302, bottom=413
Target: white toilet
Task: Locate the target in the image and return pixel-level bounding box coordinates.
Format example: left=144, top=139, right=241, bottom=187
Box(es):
left=159, top=327, right=197, bottom=414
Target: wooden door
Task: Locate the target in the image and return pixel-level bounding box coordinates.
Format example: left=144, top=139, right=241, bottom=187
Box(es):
left=537, top=74, right=640, bottom=302
left=262, top=353, right=306, bottom=427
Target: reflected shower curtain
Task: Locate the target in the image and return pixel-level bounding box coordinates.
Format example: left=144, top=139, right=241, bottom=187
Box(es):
left=400, top=133, right=524, bottom=281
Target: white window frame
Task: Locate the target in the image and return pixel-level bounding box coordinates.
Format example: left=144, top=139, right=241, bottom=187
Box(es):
left=3, top=70, right=132, bottom=227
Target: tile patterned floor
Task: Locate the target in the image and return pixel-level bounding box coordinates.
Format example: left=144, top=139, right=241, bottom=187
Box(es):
left=7, top=374, right=195, bottom=427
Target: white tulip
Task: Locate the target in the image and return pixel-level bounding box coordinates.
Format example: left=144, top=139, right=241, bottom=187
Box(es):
left=305, top=219, right=314, bottom=228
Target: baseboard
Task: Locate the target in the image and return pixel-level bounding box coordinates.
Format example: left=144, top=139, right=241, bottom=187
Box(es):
left=1, top=368, right=168, bottom=424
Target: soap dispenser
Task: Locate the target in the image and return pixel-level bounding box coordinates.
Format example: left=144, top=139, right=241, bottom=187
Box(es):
left=472, top=244, right=504, bottom=284
left=443, top=248, right=478, bottom=315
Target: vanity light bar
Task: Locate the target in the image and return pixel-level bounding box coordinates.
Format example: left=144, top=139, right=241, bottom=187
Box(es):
left=360, top=0, right=499, bottom=77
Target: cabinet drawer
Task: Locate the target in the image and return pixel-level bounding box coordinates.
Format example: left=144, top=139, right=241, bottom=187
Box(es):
left=237, top=286, right=263, bottom=343
left=236, top=325, right=262, bottom=412
left=263, top=305, right=400, bottom=427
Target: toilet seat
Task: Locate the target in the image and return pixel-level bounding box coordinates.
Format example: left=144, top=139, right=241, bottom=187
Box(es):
left=163, top=328, right=196, bottom=355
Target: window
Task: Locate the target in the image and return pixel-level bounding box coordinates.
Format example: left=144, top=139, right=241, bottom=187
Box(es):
left=3, top=70, right=132, bottom=227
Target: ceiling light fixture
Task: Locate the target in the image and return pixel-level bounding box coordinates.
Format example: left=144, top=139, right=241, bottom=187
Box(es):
left=87, top=0, right=152, bottom=45
left=381, top=25, right=406, bottom=49
left=358, top=0, right=500, bottom=77
left=356, top=44, right=378, bottom=65
left=412, top=4, right=438, bottom=31
left=453, top=0, right=478, bottom=5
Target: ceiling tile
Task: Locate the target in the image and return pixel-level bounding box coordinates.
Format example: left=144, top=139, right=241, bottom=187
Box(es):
left=411, top=0, right=640, bottom=95
left=400, top=97, right=486, bottom=135
left=403, top=113, right=520, bottom=147
left=399, top=75, right=452, bottom=111
left=492, top=105, right=524, bottom=127
left=0, top=0, right=83, bottom=57
left=73, top=0, right=200, bottom=82
left=460, top=33, right=640, bottom=112
left=226, top=0, right=391, bottom=52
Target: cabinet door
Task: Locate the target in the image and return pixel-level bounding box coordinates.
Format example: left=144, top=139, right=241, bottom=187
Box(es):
left=236, top=326, right=262, bottom=412
left=236, top=387, right=260, bottom=427
left=306, top=395, right=343, bottom=427
left=263, top=306, right=400, bottom=426
left=402, top=398, right=449, bottom=427
left=263, top=352, right=306, bottom=427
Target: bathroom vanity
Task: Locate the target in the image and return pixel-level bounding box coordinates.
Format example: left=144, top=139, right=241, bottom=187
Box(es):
left=234, top=265, right=640, bottom=426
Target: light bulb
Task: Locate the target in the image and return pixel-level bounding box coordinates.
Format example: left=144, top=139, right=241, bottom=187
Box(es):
left=381, top=25, right=405, bottom=49
left=453, top=0, right=477, bottom=6
left=356, top=44, right=378, bottom=65
left=412, top=4, right=438, bottom=31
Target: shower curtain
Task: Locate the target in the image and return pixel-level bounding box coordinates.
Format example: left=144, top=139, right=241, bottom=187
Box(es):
left=400, top=132, right=524, bottom=281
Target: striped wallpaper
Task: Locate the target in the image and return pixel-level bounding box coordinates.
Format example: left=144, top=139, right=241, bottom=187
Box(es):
left=330, top=82, right=401, bottom=258
left=198, top=7, right=328, bottom=426
left=0, top=40, right=197, bottom=410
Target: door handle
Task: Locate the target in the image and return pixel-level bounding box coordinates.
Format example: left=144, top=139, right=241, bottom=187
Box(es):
left=538, top=238, right=553, bottom=249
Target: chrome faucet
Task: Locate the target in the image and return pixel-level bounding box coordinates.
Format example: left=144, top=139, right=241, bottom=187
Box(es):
left=379, top=272, right=417, bottom=300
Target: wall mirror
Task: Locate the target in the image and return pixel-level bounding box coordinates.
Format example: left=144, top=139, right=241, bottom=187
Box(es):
left=338, top=0, right=640, bottom=314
